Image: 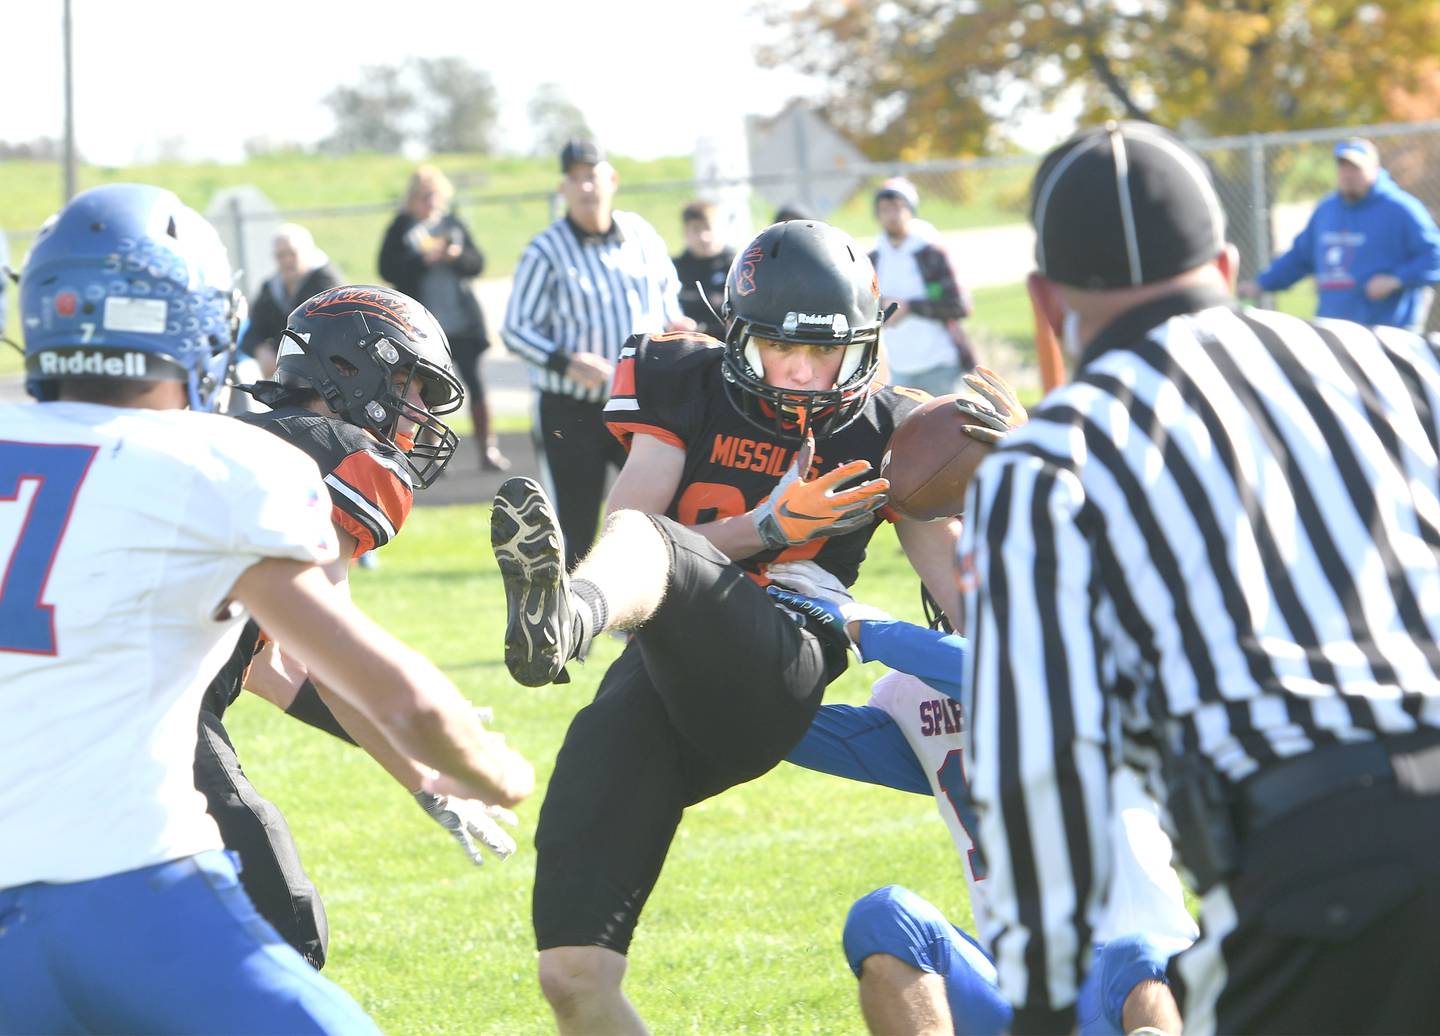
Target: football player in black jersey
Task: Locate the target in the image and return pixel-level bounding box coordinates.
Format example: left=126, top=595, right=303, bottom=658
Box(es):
left=196, top=285, right=532, bottom=968
left=490, top=221, right=964, bottom=1034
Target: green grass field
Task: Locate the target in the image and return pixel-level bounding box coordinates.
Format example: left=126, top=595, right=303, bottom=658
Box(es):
left=221, top=511, right=965, bottom=1034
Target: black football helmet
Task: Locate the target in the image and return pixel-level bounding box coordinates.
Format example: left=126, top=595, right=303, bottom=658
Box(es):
left=257, top=285, right=464, bottom=488
left=720, top=220, right=883, bottom=441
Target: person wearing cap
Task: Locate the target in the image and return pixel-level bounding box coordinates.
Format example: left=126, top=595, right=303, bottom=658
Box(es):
left=965, top=119, right=1440, bottom=1034
left=1240, top=137, right=1440, bottom=331
left=869, top=176, right=975, bottom=396
left=502, top=138, right=690, bottom=565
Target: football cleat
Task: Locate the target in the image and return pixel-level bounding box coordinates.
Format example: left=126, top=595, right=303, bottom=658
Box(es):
left=491, top=477, right=577, bottom=686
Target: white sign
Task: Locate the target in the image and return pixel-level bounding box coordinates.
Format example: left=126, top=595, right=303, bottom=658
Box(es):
left=745, top=101, right=866, bottom=218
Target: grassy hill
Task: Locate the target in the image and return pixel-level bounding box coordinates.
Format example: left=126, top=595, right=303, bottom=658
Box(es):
left=0, top=149, right=1321, bottom=379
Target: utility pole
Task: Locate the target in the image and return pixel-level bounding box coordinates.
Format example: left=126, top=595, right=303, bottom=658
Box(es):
left=62, top=0, right=77, bottom=203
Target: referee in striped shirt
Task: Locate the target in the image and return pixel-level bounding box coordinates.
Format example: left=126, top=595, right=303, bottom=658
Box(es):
left=502, top=139, right=690, bottom=565
left=963, top=121, right=1440, bottom=1035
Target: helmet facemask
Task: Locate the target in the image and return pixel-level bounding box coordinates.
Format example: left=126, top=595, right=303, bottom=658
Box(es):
left=718, top=220, right=884, bottom=442
left=722, top=321, right=880, bottom=442
left=383, top=354, right=463, bottom=488
left=275, top=326, right=464, bottom=489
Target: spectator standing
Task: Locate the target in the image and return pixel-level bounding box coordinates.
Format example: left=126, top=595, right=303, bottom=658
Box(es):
left=240, top=223, right=344, bottom=375
left=1241, top=137, right=1440, bottom=331
left=380, top=166, right=509, bottom=472
left=869, top=177, right=975, bottom=396
left=672, top=201, right=734, bottom=339
left=967, top=120, right=1440, bottom=1034
left=502, top=139, right=689, bottom=566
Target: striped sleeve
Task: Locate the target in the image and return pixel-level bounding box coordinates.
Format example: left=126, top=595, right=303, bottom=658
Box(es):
left=962, top=449, right=1112, bottom=1035
left=501, top=239, right=562, bottom=369
left=603, top=335, right=686, bottom=450
left=324, top=449, right=413, bottom=557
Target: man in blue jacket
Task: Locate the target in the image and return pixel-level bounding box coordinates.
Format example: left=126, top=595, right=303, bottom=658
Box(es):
left=1241, top=137, right=1440, bottom=330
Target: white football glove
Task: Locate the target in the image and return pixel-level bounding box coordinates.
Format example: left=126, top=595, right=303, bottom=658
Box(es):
left=765, top=561, right=892, bottom=660
left=414, top=790, right=518, bottom=865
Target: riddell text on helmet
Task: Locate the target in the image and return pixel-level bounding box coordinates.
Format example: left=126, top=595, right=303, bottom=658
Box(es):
left=38, top=351, right=149, bottom=377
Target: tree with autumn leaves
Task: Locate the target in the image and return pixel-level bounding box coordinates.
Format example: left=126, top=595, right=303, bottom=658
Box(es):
left=758, top=0, right=1440, bottom=159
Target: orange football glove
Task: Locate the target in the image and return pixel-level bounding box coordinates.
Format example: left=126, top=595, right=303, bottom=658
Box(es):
left=751, top=435, right=890, bottom=550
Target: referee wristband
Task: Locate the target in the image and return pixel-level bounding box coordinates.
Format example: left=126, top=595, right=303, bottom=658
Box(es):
left=545, top=350, right=571, bottom=375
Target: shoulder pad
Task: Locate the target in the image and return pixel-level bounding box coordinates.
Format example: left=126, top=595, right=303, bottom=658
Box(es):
left=238, top=409, right=413, bottom=555
left=604, top=332, right=721, bottom=450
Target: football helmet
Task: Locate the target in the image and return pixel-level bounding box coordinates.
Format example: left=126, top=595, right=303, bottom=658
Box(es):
left=20, top=183, right=241, bottom=409
left=721, top=220, right=883, bottom=441
left=259, top=285, right=464, bottom=488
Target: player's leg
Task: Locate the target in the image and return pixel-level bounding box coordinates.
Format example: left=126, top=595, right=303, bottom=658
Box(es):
left=533, top=645, right=692, bottom=1035
left=493, top=479, right=670, bottom=686
left=844, top=885, right=1011, bottom=1036
left=0, top=851, right=377, bottom=1035
left=634, top=515, right=844, bottom=783
left=1075, top=934, right=1179, bottom=1036
left=194, top=710, right=330, bottom=968
left=495, top=481, right=840, bottom=770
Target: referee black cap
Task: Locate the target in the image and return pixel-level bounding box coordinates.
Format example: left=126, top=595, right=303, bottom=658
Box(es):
left=560, top=138, right=605, bottom=173
left=1031, top=121, right=1226, bottom=290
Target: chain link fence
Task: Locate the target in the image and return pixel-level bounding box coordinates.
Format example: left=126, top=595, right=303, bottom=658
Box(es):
left=8, top=119, right=1440, bottom=373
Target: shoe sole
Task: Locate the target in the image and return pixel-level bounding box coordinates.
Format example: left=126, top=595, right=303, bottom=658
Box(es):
left=491, top=477, right=567, bottom=687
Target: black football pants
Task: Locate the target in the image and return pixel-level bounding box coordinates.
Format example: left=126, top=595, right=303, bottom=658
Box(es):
left=532, top=515, right=848, bottom=954
left=531, top=391, right=629, bottom=568
left=194, top=709, right=329, bottom=970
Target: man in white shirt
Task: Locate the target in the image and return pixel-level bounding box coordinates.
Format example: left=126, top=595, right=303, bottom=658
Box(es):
left=870, top=177, right=976, bottom=396
left=0, top=184, right=532, bottom=1035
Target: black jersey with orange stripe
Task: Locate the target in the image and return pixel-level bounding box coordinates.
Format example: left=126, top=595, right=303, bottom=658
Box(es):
left=603, top=330, right=927, bottom=587
left=199, top=407, right=414, bottom=718
left=237, top=406, right=414, bottom=557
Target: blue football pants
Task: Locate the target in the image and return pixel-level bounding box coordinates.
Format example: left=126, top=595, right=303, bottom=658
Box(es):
left=0, top=850, right=378, bottom=1035
left=844, top=884, right=1170, bottom=1036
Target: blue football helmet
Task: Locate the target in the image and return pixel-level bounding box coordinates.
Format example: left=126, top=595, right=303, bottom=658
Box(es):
left=20, top=183, right=241, bottom=409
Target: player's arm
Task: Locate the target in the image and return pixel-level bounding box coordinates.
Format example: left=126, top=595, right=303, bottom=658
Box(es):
left=603, top=432, right=787, bottom=562
left=230, top=558, right=533, bottom=808
left=786, top=703, right=931, bottom=794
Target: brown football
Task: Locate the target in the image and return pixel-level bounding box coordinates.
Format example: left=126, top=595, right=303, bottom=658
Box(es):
left=880, top=394, right=994, bottom=520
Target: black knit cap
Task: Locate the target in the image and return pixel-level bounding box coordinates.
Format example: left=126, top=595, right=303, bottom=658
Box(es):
left=1031, top=121, right=1226, bottom=290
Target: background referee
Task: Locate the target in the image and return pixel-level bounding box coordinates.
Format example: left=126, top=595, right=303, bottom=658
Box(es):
left=963, top=120, right=1440, bottom=1035
left=502, top=139, right=691, bottom=565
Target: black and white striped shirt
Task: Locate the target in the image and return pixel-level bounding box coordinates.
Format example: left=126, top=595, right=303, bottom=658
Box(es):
left=961, top=286, right=1440, bottom=1027
left=501, top=211, right=683, bottom=401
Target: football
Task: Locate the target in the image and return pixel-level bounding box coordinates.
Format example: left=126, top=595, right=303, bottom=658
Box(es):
left=880, top=394, right=994, bottom=520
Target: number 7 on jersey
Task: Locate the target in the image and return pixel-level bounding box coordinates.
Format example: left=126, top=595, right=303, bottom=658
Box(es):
left=0, top=441, right=98, bottom=655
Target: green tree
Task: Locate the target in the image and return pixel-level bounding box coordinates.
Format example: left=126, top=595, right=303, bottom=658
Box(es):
left=321, top=65, right=415, bottom=155
left=528, top=83, right=592, bottom=158
left=414, top=57, right=499, bottom=154
left=758, top=0, right=1440, bottom=158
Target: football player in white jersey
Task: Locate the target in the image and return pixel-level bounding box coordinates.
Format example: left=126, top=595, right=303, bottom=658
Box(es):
left=0, top=184, right=532, bottom=1035
left=777, top=575, right=1195, bottom=1036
